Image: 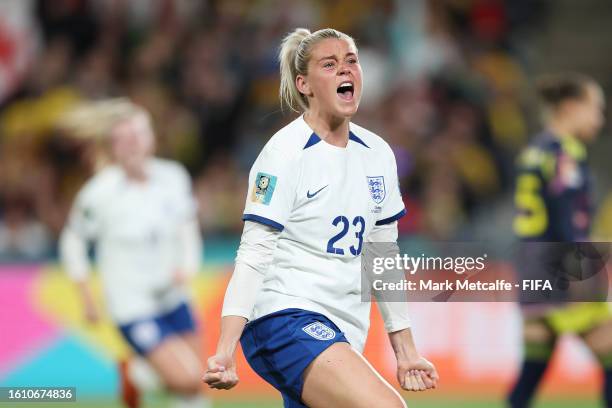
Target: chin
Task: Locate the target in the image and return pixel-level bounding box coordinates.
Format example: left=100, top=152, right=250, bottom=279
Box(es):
left=335, top=103, right=359, bottom=118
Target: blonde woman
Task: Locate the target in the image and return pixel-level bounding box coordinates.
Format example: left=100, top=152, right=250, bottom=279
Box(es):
left=204, top=28, right=438, bottom=408
left=59, top=100, right=209, bottom=408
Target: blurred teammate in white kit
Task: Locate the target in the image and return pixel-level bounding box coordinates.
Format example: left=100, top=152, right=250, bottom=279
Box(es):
left=60, top=100, right=209, bottom=408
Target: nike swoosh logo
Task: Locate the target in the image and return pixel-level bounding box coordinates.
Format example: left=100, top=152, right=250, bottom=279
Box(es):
left=307, top=185, right=328, bottom=199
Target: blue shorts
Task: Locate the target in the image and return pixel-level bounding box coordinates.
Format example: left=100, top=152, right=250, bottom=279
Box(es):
left=240, top=308, right=349, bottom=408
left=118, top=302, right=196, bottom=356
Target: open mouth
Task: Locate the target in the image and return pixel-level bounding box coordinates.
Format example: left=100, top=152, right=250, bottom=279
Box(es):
left=337, top=81, right=354, bottom=101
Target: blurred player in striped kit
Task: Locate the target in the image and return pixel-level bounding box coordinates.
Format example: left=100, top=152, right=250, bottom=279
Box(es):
left=508, top=73, right=611, bottom=407
left=59, top=100, right=209, bottom=408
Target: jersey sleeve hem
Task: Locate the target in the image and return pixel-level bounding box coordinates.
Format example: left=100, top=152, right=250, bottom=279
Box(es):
left=384, top=318, right=412, bottom=333
left=242, top=214, right=285, bottom=232
left=220, top=307, right=252, bottom=320
left=375, top=208, right=407, bottom=226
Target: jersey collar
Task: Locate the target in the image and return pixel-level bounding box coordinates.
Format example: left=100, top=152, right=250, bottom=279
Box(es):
left=303, top=131, right=369, bottom=149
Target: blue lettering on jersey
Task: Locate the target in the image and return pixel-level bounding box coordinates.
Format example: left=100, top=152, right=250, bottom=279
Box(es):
left=251, top=172, right=277, bottom=205
left=326, top=215, right=365, bottom=256
left=367, top=176, right=385, bottom=204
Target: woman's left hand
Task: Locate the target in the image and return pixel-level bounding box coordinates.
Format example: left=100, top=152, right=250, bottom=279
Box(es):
left=397, top=356, right=439, bottom=391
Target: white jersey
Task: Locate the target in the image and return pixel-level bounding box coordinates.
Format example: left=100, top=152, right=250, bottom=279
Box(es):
left=66, top=158, right=197, bottom=324
left=243, top=116, right=406, bottom=351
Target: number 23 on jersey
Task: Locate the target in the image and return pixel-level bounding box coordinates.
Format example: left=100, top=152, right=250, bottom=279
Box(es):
left=327, top=215, right=365, bottom=256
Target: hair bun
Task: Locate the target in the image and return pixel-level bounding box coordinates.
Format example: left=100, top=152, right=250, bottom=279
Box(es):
left=535, top=72, right=593, bottom=108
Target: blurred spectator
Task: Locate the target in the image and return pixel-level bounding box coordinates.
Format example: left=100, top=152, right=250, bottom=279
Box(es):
left=0, top=0, right=40, bottom=103
left=0, top=190, right=52, bottom=260
left=0, top=0, right=554, bottom=259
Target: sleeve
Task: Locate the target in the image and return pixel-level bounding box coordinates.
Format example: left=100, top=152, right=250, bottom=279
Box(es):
left=365, top=221, right=412, bottom=333
left=174, top=163, right=199, bottom=222
left=171, top=164, right=202, bottom=274
left=65, top=185, right=102, bottom=241
left=60, top=183, right=99, bottom=281
left=177, top=219, right=202, bottom=278
left=59, top=227, right=91, bottom=281
left=375, top=146, right=406, bottom=226
left=242, top=146, right=298, bottom=231
left=221, top=221, right=281, bottom=319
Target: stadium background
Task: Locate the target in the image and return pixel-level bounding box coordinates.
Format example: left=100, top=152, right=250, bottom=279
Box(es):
left=1, top=0, right=612, bottom=407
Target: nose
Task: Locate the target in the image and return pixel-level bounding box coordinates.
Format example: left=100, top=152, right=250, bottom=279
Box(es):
left=338, top=62, right=350, bottom=76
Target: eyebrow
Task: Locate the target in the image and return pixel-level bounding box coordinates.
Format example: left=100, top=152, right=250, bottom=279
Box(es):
left=317, top=52, right=358, bottom=63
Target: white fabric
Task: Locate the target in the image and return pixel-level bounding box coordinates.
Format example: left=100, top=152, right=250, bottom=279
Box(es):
left=60, top=158, right=200, bottom=323
left=59, top=227, right=90, bottom=281
left=366, top=221, right=412, bottom=333
left=128, top=357, right=162, bottom=391
left=178, top=219, right=203, bottom=278
left=221, top=219, right=412, bottom=335
left=221, top=221, right=280, bottom=319
left=241, top=115, right=406, bottom=352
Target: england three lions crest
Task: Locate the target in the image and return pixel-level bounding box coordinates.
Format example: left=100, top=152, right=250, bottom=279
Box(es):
left=367, top=176, right=385, bottom=204
left=302, top=322, right=336, bottom=341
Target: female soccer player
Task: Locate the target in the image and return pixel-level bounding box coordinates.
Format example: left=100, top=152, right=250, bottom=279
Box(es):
left=203, top=28, right=438, bottom=408
left=59, top=100, right=209, bottom=408
left=509, top=73, right=610, bottom=407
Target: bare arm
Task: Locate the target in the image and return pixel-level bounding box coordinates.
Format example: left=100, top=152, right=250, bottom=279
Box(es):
left=75, top=280, right=100, bottom=323
left=203, top=315, right=247, bottom=389
left=389, top=328, right=438, bottom=391
left=366, top=222, right=438, bottom=391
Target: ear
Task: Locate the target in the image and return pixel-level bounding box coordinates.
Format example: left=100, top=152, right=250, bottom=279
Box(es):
left=296, top=75, right=312, bottom=97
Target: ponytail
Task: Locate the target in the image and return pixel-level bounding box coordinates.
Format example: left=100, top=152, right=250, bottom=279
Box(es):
left=279, top=28, right=311, bottom=112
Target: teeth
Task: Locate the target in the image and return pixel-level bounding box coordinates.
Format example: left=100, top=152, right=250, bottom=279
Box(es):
left=339, top=82, right=352, bottom=88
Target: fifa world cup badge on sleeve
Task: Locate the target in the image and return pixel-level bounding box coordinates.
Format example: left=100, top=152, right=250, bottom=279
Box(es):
left=251, top=172, right=277, bottom=205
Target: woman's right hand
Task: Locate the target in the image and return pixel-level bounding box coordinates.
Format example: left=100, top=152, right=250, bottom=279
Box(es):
left=203, top=353, right=239, bottom=390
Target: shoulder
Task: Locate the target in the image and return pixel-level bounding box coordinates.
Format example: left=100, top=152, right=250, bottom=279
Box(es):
left=151, top=158, right=190, bottom=181
left=517, top=131, right=559, bottom=169
left=532, top=131, right=560, bottom=151
left=258, top=116, right=312, bottom=164
left=349, top=122, right=394, bottom=158
left=77, top=165, right=122, bottom=203
left=150, top=158, right=192, bottom=195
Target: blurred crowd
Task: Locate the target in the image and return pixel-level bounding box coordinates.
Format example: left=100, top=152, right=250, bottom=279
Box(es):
left=0, top=0, right=548, bottom=260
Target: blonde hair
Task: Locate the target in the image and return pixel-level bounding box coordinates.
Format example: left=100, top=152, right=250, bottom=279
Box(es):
left=279, top=28, right=356, bottom=112
left=58, top=98, right=153, bottom=169
left=58, top=98, right=151, bottom=140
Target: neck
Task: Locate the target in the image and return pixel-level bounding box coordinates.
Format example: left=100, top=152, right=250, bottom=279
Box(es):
left=123, top=163, right=148, bottom=182
left=547, top=117, right=575, bottom=139
left=304, top=109, right=350, bottom=147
